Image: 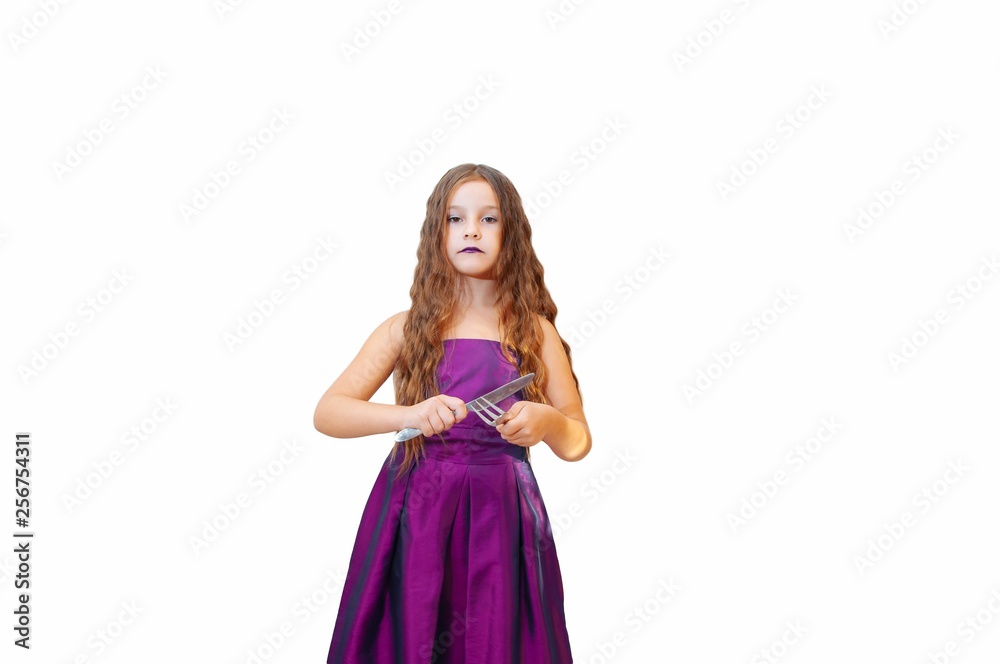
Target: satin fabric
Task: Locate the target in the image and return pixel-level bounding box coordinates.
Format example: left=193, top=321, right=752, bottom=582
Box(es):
left=326, top=338, right=573, bottom=663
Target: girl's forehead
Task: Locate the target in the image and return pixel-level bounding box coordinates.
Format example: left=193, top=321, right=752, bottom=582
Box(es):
left=450, top=179, right=496, bottom=200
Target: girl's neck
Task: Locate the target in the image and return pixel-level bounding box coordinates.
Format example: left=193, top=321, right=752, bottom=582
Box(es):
left=450, top=280, right=501, bottom=340
left=456, top=277, right=498, bottom=311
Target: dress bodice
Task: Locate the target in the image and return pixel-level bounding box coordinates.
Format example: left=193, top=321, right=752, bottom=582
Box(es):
left=422, top=338, right=527, bottom=464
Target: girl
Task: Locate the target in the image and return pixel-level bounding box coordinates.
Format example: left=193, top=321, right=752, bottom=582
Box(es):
left=315, top=163, right=591, bottom=663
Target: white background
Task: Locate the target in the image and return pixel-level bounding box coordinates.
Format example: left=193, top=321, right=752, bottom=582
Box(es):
left=2, top=0, right=999, bottom=662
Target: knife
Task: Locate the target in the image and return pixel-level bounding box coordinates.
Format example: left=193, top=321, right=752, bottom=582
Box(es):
left=394, top=373, right=535, bottom=442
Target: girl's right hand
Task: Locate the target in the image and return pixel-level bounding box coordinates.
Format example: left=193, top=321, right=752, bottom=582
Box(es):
left=403, top=395, right=469, bottom=438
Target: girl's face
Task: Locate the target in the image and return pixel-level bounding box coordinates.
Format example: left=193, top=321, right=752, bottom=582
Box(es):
left=444, top=179, right=502, bottom=279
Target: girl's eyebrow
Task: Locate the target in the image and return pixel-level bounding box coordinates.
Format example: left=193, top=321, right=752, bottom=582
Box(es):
left=449, top=205, right=499, bottom=212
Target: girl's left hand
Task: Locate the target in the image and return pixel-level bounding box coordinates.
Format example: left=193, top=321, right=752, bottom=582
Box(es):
left=495, top=402, right=557, bottom=448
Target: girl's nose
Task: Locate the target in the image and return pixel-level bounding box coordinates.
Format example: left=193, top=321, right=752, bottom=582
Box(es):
left=464, top=224, right=480, bottom=238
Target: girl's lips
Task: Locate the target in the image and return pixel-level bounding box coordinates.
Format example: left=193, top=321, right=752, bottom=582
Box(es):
left=461, top=248, right=483, bottom=253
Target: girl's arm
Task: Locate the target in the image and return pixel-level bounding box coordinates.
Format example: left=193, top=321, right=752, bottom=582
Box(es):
left=313, top=311, right=409, bottom=439
left=537, top=315, right=593, bottom=462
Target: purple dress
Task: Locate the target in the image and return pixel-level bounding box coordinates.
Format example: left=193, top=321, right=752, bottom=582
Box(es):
left=326, top=338, right=574, bottom=663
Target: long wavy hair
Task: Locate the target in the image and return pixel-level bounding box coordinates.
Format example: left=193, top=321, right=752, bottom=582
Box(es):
left=388, top=163, right=581, bottom=478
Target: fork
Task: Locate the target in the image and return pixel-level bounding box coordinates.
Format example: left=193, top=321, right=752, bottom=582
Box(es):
left=394, top=373, right=533, bottom=443
left=467, top=396, right=508, bottom=427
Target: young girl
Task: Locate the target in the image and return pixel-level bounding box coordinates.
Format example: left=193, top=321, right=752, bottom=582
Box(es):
left=315, top=163, right=591, bottom=663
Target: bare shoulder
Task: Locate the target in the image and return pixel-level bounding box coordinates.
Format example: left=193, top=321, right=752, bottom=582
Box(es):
left=387, top=309, right=408, bottom=348
left=535, top=314, right=564, bottom=358
left=375, top=309, right=408, bottom=353
left=535, top=313, right=556, bottom=340
left=533, top=314, right=585, bottom=418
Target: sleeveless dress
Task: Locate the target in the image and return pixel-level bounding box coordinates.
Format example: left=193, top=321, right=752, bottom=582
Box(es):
left=326, top=338, right=574, bottom=663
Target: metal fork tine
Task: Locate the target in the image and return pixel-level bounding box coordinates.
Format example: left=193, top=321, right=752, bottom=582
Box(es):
left=473, top=397, right=506, bottom=426
left=472, top=400, right=492, bottom=425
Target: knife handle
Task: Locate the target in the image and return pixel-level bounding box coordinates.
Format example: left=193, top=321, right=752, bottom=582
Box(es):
left=394, top=408, right=461, bottom=443
left=394, top=427, right=422, bottom=442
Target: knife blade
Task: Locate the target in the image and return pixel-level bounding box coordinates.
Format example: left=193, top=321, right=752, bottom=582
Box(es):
left=394, top=372, right=534, bottom=443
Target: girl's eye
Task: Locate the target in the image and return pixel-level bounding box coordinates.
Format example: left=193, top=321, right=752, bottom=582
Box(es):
left=447, top=215, right=497, bottom=223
